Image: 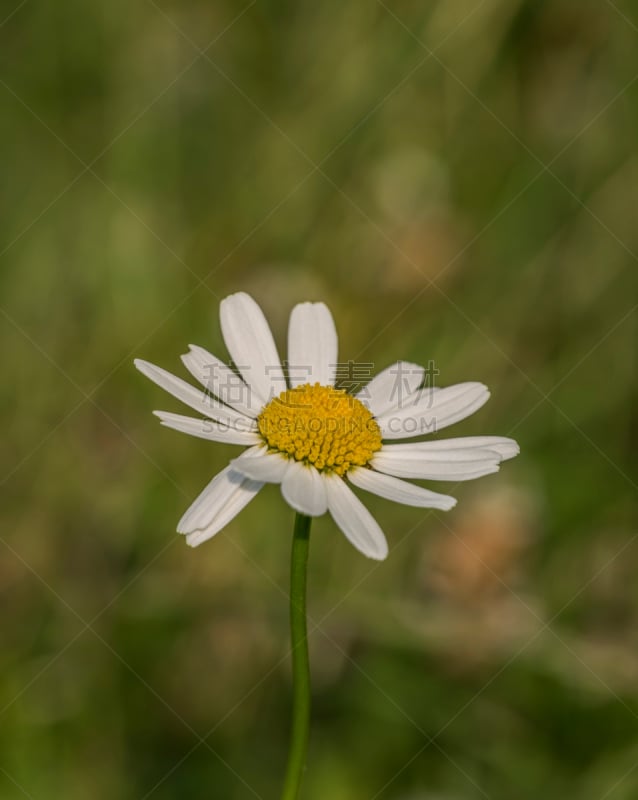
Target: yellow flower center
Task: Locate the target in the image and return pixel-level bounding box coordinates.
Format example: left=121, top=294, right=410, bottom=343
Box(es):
left=257, top=383, right=382, bottom=476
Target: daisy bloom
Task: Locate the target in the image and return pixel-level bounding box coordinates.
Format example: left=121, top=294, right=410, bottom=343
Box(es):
left=135, top=292, right=519, bottom=560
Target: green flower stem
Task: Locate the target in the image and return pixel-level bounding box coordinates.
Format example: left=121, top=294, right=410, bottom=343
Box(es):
left=281, top=513, right=312, bottom=800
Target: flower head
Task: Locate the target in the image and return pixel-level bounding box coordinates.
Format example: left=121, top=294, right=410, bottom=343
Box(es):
left=258, top=383, right=382, bottom=474
left=135, top=292, right=519, bottom=559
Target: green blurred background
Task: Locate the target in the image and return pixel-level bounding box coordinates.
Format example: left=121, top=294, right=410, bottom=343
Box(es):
left=2, top=1, right=637, bottom=798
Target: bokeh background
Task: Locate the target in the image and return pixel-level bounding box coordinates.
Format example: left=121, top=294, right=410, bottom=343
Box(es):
left=2, top=1, right=637, bottom=798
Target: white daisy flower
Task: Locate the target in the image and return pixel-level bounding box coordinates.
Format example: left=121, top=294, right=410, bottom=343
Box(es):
left=135, top=292, right=519, bottom=560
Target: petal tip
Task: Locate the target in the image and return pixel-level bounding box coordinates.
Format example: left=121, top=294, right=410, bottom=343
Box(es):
left=280, top=490, right=326, bottom=517
left=368, top=545, right=389, bottom=561
left=220, top=290, right=253, bottom=310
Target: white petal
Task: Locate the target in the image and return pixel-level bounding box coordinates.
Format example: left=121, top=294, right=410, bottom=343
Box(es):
left=177, top=464, right=261, bottom=533
left=356, top=361, right=425, bottom=417
left=280, top=461, right=328, bottom=516
left=231, top=447, right=290, bottom=483
left=348, top=467, right=457, bottom=510
left=414, top=436, right=519, bottom=460
left=181, top=345, right=261, bottom=417
left=324, top=474, right=388, bottom=560
left=287, top=302, right=338, bottom=387
left=371, top=443, right=501, bottom=481
left=135, top=359, right=249, bottom=424
left=185, top=475, right=263, bottom=547
left=377, top=382, right=490, bottom=438
left=220, top=292, right=285, bottom=405
left=153, top=411, right=259, bottom=445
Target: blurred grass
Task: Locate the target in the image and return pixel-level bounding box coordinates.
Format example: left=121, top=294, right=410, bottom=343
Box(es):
left=1, top=1, right=637, bottom=798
